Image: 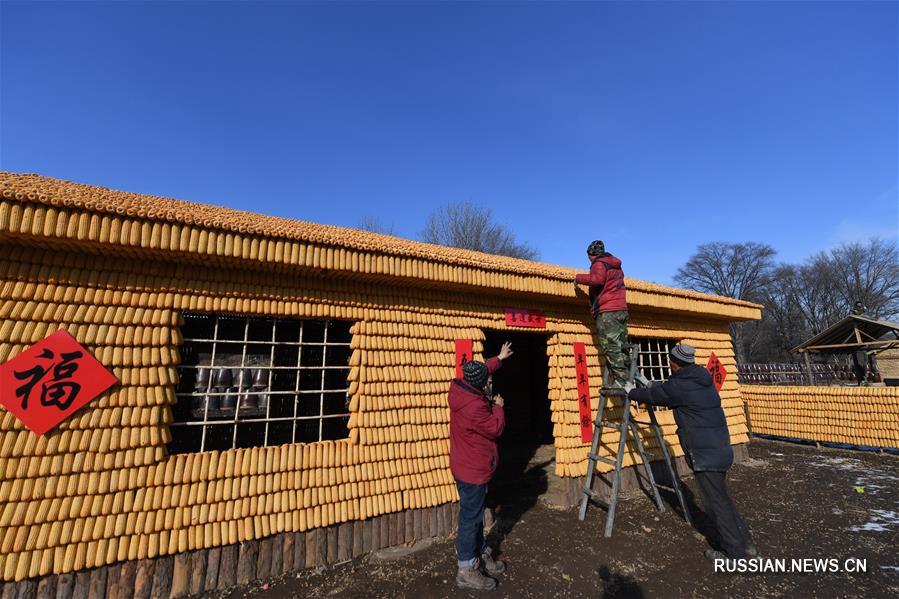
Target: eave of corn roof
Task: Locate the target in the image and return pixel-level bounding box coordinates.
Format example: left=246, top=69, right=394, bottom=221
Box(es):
left=0, top=171, right=763, bottom=319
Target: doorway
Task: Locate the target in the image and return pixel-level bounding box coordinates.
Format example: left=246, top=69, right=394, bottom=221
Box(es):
left=482, top=330, right=552, bottom=447
left=481, top=330, right=556, bottom=551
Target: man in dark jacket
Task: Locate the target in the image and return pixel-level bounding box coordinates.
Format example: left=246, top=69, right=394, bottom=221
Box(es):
left=627, top=344, right=756, bottom=561
left=449, top=341, right=513, bottom=590
left=575, top=240, right=629, bottom=384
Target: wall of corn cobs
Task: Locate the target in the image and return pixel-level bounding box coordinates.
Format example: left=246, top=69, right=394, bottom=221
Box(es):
left=743, top=386, right=899, bottom=449
left=0, top=243, right=749, bottom=582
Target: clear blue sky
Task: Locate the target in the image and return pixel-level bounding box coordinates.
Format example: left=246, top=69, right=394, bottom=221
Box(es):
left=2, top=1, right=896, bottom=284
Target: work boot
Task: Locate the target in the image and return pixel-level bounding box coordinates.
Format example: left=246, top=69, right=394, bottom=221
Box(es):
left=481, top=548, right=506, bottom=575
left=704, top=549, right=729, bottom=562
left=456, top=563, right=497, bottom=591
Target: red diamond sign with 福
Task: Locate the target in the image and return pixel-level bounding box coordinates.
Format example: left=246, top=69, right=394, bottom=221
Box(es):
left=0, top=329, right=118, bottom=436
left=706, top=352, right=728, bottom=392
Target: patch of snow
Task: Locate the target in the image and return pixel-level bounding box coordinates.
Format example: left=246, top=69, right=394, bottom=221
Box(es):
left=850, top=522, right=891, bottom=532
left=809, top=456, right=864, bottom=471
left=848, top=510, right=899, bottom=533
left=808, top=456, right=899, bottom=497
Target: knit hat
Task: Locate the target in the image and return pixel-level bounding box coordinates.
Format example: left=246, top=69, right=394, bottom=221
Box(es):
left=587, top=240, right=605, bottom=256
left=669, top=344, right=696, bottom=366
left=462, top=360, right=489, bottom=388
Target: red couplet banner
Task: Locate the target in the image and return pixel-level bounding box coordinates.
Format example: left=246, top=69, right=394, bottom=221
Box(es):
left=455, top=339, right=473, bottom=379
left=573, top=342, right=593, bottom=443
left=706, top=352, right=728, bottom=392
left=0, top=329, right=118, bottom=436
left=504, top=308, right=547, bottom=329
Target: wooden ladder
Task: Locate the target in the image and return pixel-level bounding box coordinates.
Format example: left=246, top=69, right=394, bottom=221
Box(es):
left=577, top=345, right=693, bottom=537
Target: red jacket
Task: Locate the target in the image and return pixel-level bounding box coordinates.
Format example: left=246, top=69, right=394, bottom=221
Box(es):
left=575, top=254, right=627, bottom=316
left=449, top=357, right=505, bottom=485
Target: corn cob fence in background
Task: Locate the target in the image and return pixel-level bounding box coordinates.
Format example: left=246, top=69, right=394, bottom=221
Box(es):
left=743, top=386, right=899, bottom=451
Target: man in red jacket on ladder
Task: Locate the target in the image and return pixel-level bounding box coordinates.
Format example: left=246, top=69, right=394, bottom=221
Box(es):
left=574, top=240, right=630, bottom=385
left=448, top=341, right=513, bottom=591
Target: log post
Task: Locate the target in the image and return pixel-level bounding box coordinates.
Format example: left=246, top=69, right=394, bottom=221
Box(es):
left=150, top=555, right=173, bottom=599
left=189, top=550, right=208, bottom=596
left=218, top=545, right=238, bottom=589
left=237, top=541, right=259, bottom=585
left=204, top=548, right=221, bottom=592
left=119, top=563, right=137, bottom=599
left=803, top=352, right=816, bottom=386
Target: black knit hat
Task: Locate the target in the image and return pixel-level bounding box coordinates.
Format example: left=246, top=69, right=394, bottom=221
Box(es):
left=462, top=360, right=489, bottom=388
left=587, top=240, right=605, bottom=256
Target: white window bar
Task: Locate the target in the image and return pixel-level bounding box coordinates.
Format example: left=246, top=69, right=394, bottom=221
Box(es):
left=170, top=313, right=353, bottom=453
left=291, top=320, right=304, bottom=444
left=632, top=337, right=679, bottom=382
left=319, top=321, right=328, bottom=442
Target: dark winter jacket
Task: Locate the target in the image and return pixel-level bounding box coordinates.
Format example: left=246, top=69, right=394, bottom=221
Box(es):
left=575, top=253, right=627, bottom=316
left=628, top=364, right=733, bottom=472
left=449, top=357, right=505, bottom=485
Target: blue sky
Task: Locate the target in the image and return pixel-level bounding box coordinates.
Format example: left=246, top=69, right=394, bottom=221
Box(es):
left=2, top=1, right=896, bottom=284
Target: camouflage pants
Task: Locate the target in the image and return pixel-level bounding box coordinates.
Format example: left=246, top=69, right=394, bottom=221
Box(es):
left=596, top=310, right=630, bottom=382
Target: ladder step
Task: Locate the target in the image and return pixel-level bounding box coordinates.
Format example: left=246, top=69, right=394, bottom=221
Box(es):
left=596, top=421, right=619, bottom=429
left=600, top=387, right=627, bottom=395
left=582, top=489, right=609, bottom=507
left=588, top=454, right=617, bottom=466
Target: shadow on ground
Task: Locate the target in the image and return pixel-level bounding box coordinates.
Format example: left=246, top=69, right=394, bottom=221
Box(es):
left=210, top=440, right=899, bottom=599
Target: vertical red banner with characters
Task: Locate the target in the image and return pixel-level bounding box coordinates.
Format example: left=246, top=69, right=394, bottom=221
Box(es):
left=573, top=342, right=593, bottom=443
left=706, top=352, right=728, bottom=392
left=455, top=339, right=473, bottom=379
left=0, top=329, right=118, bottom=436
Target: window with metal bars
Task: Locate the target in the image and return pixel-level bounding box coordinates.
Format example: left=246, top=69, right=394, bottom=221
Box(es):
left=169, top=313, right=353, bottom=454
left=632, top=337, right=680, bottom=383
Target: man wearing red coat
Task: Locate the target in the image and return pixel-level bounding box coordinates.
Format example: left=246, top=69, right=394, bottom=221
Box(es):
left=575, top=240, right=630, bottom=384
left=448, top=341, right=513, bottom=590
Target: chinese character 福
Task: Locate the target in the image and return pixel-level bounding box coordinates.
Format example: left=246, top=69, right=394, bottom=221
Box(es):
left=13, top=349, right=83, bottom=411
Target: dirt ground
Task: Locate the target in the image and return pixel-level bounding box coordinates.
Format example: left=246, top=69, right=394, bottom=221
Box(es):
left=213, top=440, right=899, bottom=598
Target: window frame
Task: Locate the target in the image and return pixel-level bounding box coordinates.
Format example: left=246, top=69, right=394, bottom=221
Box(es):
left=169, top=312, right=353, bottom=453
left=632, top=336, right=680, bottom=383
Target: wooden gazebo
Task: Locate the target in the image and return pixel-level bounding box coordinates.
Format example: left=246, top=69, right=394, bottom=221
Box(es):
left=793, top=314, right=899, bottom=383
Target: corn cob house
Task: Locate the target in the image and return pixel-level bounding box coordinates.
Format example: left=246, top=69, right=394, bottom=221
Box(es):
left=0, top=172, right=762, bottom=597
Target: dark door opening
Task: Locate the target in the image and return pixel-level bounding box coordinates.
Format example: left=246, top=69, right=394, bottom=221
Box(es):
left=483, top=330, right=552, bottom=447
left=481, top=330, right=556, bottom=550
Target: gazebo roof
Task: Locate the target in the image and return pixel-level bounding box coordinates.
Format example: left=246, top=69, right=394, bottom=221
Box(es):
left=793, top=314, right=899, bottom=354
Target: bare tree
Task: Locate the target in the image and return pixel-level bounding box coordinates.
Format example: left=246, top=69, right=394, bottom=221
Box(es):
left=758, top=263, right=841, bottom=361
left=420, top=202, right=540, bottom=260
left=357, top=216, right=398, bottom=236
left=674, top=242, right=777, bottom=302
left=753, top=239, right=898, bottom=363
left=675, top=237, right=899, bottom=364
left=674, top=242, right=777, bottom=363
left=820, top=238, right=899, bottom=319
